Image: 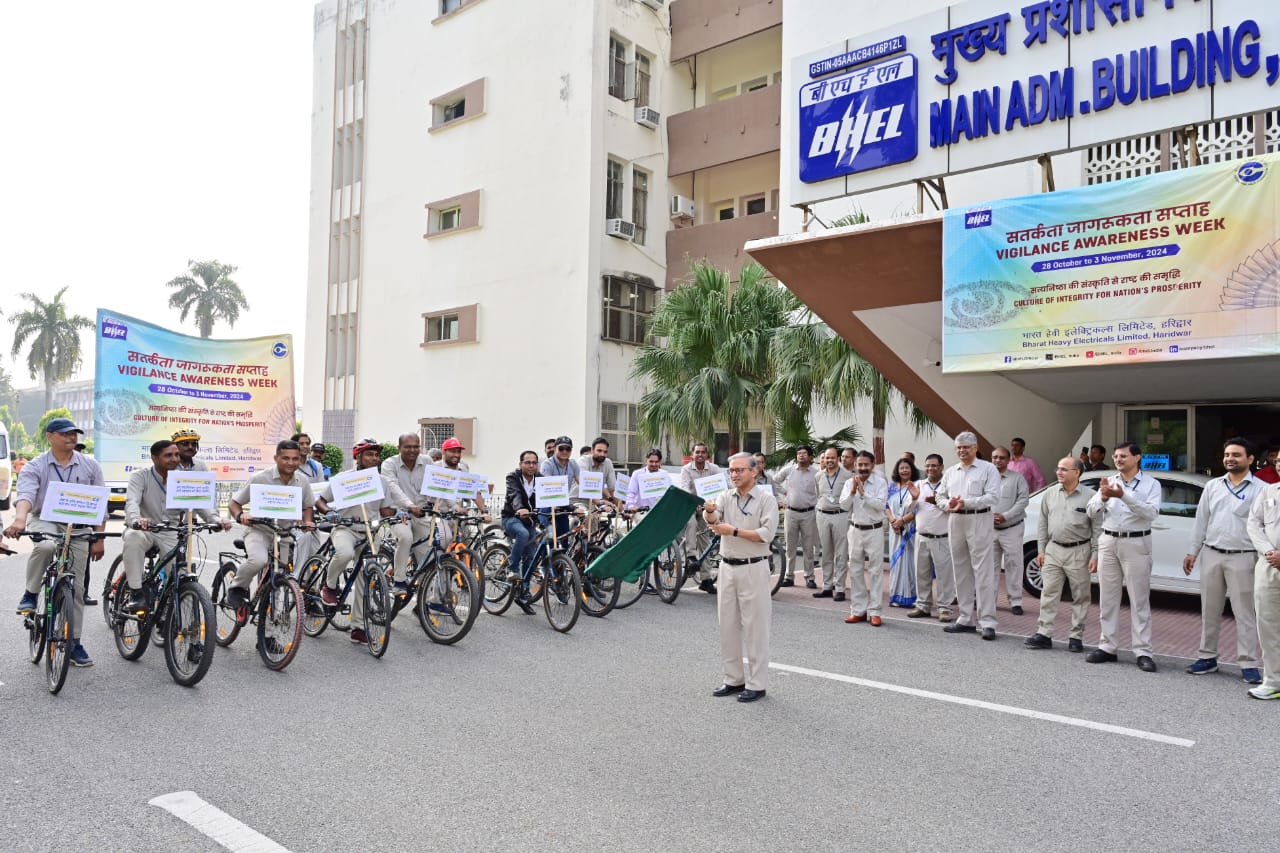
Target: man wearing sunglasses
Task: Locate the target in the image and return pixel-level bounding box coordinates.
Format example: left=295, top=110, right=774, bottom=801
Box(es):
left=171, top=428, right=209, bottom=472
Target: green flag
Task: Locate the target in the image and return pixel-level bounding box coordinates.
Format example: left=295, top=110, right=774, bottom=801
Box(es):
left=586, top=487, right=702, bottom=582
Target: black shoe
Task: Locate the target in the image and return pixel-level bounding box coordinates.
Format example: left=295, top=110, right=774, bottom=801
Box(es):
left=1068, top=638, right=1084, bottom=653
left=812, top=588, right=833, bottom=598
left=1024, top=633, right=1052, bottom=649
left=780, top=578, right=795, bottom=587
left=1011, top=605, right=1024, bottom=616
left=833, top=592, right=846, bottom=602
left=943, top=623, right=977, bottom=634
left=712, top=683, right=745, bottom=697
left=981, top=627, right=996, bottom=641
left=514, top=590, right=536, bottom=615
left=698, top=579, right=718, bottom=595
left=1137, top=655, right=1158, bottom=672
left=225, top=587, right=250, bottom=610
left=124, top=587, right=148, bottom=613
left=907, top=608, right=931, bottom=618
left=83, top=594, right=99, bottom=607
left=737, top=689, right=766, bottom=703
left=1086, top=649, right=1118, bottom=664
left=805, top=578, right=817, bottom=589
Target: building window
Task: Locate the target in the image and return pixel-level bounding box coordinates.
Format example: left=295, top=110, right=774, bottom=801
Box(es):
left=602, top=275, right=657, bottom=345
left=714, top=200, right=735, bottom=221
left=742, top=194, right=766, bottom=216
left=421, top=304, right=478, bottom=346
left=608, top=35, right=628, bottom=99
left=601, top=401, right=645, bottom=469
left=606, top=158, right=625, bottom=220
left=713, top=430, right=763, bottom=466
left=420, top=418, right=474, bottom=452
left=712, top=86, right=737, bottom=102
left=440, top=0, right=462, bottom=12
left=632, top=168, right=649, bottom=245
left=430, top=79, right=485, bottom=131
left=635, top=51, right=652, bottom=108
left=425, top=190, right=480, bottom=237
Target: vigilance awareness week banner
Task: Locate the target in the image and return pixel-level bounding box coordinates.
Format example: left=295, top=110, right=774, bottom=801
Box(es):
left=94, top=310, right=297, bottom=481
left=941, top=152, right=1280, bottom=373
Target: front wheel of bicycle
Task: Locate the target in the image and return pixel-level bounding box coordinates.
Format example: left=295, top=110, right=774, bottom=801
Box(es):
left=46, top=580, right=75, bottom=694
left=163, top=580, right=216, bottom=687
left=480, top=542, right=515, bottom=616
left=102, top=555, right=125, bottom=629
left=296, top=556, right=330, bottom=638
left=579, top=547, right=619, bottom=618
left=27, top=608, right=45, bottom=664
left=417, top=555, right=479, bottom=644
left=111, top=584, right=149, bottom=662
left=543, top=553, right=581, bottom=633
left=653, top=545, right=683, bottom=605
left=362, top=558, right=392, bottom=659
left=256, top=574, right=303, bottom=670
left=211, top=563, right=243, bottom=646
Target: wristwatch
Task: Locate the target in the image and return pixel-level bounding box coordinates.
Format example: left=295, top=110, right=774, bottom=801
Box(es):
left=733, top=527, right=739, bottom=537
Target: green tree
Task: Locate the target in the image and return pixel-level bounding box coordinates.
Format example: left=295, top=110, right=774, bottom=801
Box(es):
left=10, top=422, right=32, bottom=456
left=165, top=259, right=250, bottom=338
left=0, top=363, right=17, bottom=414
left=323, top=443, right=345, bottom=475
left=631, top=261, right=798, bottom=454
left=10, top=288, right=94, bottom=413
left=35, top=408, right=73, bottom=451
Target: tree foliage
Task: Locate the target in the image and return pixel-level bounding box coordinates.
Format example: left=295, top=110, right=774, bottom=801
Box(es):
left=35, top=408, right=73, bottom=451
left=166, top=259, right=250, bottom=338
left=10, top=288, right=93, bottom=413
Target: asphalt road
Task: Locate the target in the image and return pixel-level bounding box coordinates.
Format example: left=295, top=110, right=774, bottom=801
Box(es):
left=1, top=528, right=1276, bottom=852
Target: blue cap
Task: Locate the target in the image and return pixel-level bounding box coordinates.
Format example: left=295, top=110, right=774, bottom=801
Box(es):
left=45, top=418, right=84, bottom=434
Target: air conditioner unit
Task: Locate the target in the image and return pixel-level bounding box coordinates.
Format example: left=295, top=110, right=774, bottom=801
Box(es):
left=634, top=106, right=660, bottom=129
left=639, top=0, right=664, bottom=9
left=606, top=218, right=636, bottom=239
left=670, top=194, right=694, bottom=221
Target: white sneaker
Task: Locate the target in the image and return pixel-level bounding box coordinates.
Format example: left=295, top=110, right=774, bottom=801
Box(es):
left=1247, top=685, right=1280, bottom=700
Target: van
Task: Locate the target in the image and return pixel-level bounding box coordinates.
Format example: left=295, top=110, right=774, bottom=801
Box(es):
left=0, top=421, right=12, bottom=510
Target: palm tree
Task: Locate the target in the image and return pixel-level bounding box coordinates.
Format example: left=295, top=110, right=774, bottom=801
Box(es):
left=10, top=288, right=93, bottom=413
left=165, top=260, right=250, bottom=338
left=631, top=261, right=798, bottom=454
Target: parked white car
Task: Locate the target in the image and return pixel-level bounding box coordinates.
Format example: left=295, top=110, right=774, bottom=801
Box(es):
left=1020, top=469, right=1211, bottom=599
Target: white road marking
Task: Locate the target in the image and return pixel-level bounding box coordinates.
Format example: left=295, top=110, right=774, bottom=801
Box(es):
left=149, top=791, right=291, bottom=852
left=770, top=661, right=1195, bottom=748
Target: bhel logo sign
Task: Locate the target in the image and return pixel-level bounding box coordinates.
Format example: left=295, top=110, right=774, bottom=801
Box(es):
left=799, top=53, right=919, bottom=183
left=964, top=208, right=992, bottom=229
left=101, top=317, right=128, bottom=340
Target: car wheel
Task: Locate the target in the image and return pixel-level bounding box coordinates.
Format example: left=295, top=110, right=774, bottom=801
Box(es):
left=1021, top=542, right=1044, bottom=598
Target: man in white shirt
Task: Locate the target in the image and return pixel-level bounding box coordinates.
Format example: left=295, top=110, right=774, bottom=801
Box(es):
left=990, top=446, right=1030, bottom=615
left=1086, top=441, right=1163, bottom=672
left=775, top=445, right=820, bottom=588
left=936, top=432, right=1002, bottom=640
left=1183, top=438, right=1262, bottom=683
left=678, top=442, right=722, bottom=593
left=905, top=454, right=956, bottom=622
left=840, top=451, right=888, bottom=625
left=1246, top=467, right=1280, bottom=699
left=813, top=448, right=851, bottom=600
left=380, top=433, right=434, bottom=572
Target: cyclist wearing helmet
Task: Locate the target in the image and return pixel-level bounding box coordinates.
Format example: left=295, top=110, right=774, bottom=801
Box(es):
left=171, top=428, right=208, bottom=472
left=314, top=439, right=414, bottom=645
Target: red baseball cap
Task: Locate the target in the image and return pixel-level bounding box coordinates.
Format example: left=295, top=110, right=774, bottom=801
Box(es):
left=441, top=437, right=465, bottom=451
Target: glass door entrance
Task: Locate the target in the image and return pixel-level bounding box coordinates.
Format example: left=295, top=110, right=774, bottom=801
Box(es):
left=1123, top=407, right=1190, bottom=472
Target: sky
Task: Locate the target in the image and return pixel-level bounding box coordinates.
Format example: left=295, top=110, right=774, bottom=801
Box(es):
left=1, top=1, right=316, bottom=404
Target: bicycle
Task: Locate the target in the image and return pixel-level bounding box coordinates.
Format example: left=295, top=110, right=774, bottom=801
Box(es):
left=390, top=510, right=480, bottom=645
left=565, top=508, right=620, bottom=617
left=293, top=516, right=395, bottom=657
left=682, top=532, right=787, bottom=597
left=482, top=510, right=582, bottom=632
left=210, top=520, right=305, bottom=670
left=19, top=528, right=119, bottom=694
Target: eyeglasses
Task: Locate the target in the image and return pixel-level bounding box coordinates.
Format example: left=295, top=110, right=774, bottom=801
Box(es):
left=521, top=459, right=538, bottom=464
left=727, top=467, right=750, bottom=473
left=556, top=445, right=572, bottom=451
left=177, top=441, right=198, bottom=447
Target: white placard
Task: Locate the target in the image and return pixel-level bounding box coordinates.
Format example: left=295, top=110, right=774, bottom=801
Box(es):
left=694, top=472, right=729, bottom=500
left=39, top=482, right=109, bottom=526
left=636, top=471, right=673, bottom=501
left=166, top=471, right=217, bottom=511
left=578, top=471, right=604, bottom=500
left=249, top=484, right=304, bottom=520
left=327, top=468, right=386, bottom=510
left=421, top=465, right=461, bottom=501
left=535, top=475, right=570, bottom=508
left=615, top=472, right=630, bottom=495
left=456, top=472, right=488, bottom=499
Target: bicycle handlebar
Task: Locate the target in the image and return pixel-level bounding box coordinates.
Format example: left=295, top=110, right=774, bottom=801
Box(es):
left=132, top=521, right=224, bottom=533
left=20, top=530, right=122, bottom=543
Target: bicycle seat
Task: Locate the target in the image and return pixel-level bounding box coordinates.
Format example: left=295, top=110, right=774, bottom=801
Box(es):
left=233, top=539, right=245, bottom=549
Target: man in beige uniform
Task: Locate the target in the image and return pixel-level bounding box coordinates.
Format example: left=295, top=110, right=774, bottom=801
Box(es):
left=813, top=448, right=851, bottom=600
left=936, top=432, right=1002, bottom=640
left=990, top=446, right=1030, bottom=615
left=121, top=440, right=229, bottom=612
left=679, top=442, right=722, bottom=593
left=905, top=454, right=956, bottom=622
left=704, top=452, right=778, bottom=703
left=1246, top=473, right=1280, bottom=699
left=1184, top=438, right=1262, bottom=683
left=226, top=440, right=317, bottom=610
left=1024, top=457, right=1097, bottom=653
left=840, top=451, right=888, bottom=625
left=775, top=445, right=820, bottom=588
left=381, top=433, right=434, bottom=572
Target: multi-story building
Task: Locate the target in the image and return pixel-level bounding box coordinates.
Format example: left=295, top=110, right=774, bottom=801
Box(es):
left=305, top=0, right=785, bottom=473
left=17, top=378, right=95, bottom=437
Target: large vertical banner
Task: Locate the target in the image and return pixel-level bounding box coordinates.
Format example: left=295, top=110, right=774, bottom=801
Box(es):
left=94, top=310, right=296, bottom=481
left=942, top=153, right=1280, bottom=372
